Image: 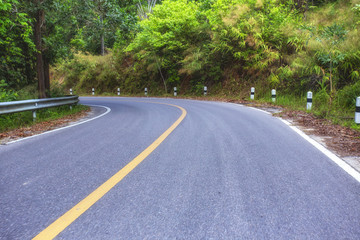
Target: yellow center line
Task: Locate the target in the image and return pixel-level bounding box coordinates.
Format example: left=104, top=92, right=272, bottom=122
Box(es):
left=33, top=102, right=187, bottom=240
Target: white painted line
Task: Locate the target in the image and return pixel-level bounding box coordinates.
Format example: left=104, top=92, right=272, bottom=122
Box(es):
left=248, top=106, right=271, bottom=115
left=227, top=102, right=244, bottom=108
left=279, top=118, right=360, bottom=183
left=5, top=104, right=111, bottom=145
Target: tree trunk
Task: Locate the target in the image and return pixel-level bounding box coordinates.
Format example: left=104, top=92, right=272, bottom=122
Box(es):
left=156, top=58, right=167, bottom=93
left=24, top=43, right=33, bottom=86
left=101, top=33, right=105, bottom=56
left=35, top=2, right=46, bottom=99
left=100, top=15, right=105, bottom=56
left=44, top=55, right=50, bottom=97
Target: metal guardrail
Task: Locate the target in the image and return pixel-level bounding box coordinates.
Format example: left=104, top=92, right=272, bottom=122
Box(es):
left=0, top=95, right=79, bottom=119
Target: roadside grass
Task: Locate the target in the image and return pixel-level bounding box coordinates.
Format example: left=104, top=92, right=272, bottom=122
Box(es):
left=0, top=104, right=89, bottom=133
left=256, top=94, right=306, bottom=111
left=248, top=92, right=359, bottom=130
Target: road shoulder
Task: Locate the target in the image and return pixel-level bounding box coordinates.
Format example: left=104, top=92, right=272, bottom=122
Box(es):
left=0, top=106, right=106, bottom=145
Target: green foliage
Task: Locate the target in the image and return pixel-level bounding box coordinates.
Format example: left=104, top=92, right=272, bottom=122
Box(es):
left=314, top=23, right=348, bottom=92
left=70, top=0, right=138, bottom=54
left=0, top=80, right=18, bottom=102
left=336, top=81, right=360, bottom=109
left=126, top=0, right=207, bottom=92
left=53, top=52, right=134, bottom=94
left=0, top=0, right=36, bottom=89
left=313, top=88, right=330, bottom=117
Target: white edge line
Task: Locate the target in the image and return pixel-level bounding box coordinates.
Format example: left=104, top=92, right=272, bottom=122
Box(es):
left=5, top=104, right=111, bottom=145
left=227, top=103, right=271, bottom=115
left=279, top=118, right=360, bottom=183
left=248, top=106, right=271, bottom=115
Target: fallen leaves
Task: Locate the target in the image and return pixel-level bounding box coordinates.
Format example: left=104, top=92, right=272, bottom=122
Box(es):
left=278, top=109, right=360, bottom=157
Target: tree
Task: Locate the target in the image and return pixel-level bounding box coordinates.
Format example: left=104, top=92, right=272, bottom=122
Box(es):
left=33, top=0, right=47, bottom=98
left=71, top=0, right=137, bottom=55
left=315, top=23, right=348, bottom=94
left=127, top=0, right=204, bottom=93
left=0, top=0, right=35, bottom=90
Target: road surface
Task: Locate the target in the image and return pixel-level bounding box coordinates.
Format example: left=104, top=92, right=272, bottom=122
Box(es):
left=0, top=97, right=359, bottom=239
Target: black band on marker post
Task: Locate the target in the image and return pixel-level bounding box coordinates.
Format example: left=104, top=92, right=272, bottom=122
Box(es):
left=356, top=106, right=360, bottom=112
left=307, top=98, right=312, bottom=103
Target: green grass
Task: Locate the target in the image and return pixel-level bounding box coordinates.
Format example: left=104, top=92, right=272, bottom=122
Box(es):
left=0, top=104, right=89, bottom=132
left=255, top=94, right=307, bottom=111
left=252, top=92, right=360, bottom=130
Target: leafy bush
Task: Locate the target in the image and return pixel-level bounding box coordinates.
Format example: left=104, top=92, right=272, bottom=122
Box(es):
left=0, top=80, right=18, bottom=102
left=313, top=88, right=330, bottom=117
left=336, top=81, right=360, bottom=109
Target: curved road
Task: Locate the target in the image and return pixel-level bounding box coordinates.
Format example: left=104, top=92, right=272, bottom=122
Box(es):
left=0, top=97, right=359, bottom=239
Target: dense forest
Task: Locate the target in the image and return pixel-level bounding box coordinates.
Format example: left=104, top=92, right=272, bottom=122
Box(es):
left=2, top=0, right=360, bottom=115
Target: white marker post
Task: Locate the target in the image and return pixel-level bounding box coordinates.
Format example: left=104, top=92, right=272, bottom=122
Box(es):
left=33, top=103, right=37, bottom=121
left=307, top=91, right=313, bottom=111
left=70, top=89, right=73, bottom=110
left=117, top=88, right=120, bottom=96
left=92, top=88, right=95, bottom=95
left=250, top=87, right=255, bottom=100
left=355, top=97, right=360, bottom=124
left=145, top=88, right=148, bottom=96
left=271, top=89, right=276, bottom=102
left=174, top=87, right=177, bottom=97
left=204, top=86, right=207, bottom=96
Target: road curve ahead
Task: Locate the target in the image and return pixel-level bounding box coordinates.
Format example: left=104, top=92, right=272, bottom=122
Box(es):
left=0, top=97, right=359, bottom=239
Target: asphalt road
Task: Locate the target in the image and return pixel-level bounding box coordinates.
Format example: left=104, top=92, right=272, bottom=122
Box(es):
left=0, top=97, right=359, bottom=239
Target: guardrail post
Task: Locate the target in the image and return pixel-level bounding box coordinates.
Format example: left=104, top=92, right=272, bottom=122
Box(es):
left=70, top=88, right=73, bottom=95
left=174, top=87, right=177, bottom=97
left=145, top=88, right=148, bottom=96
left=251, top=87, right=255, bottom=100
left=271, top=89, right=276, bottom=102
left=117, top=88, right=120, bottom=96
left=307, top=91, right=313, bottom=111
left=32, top=103, right=37, bottom=121
left=356, top=97, right=360, bottom=124
left=204, top=86, right=207, bottom=96
left=92, top=88, right=95, bottom=95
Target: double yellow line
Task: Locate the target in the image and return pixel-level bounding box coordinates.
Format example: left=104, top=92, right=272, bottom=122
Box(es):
left=33, top=102, right=187, bottom=240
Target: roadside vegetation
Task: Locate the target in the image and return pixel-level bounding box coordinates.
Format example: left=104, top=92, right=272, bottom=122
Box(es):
left=0, top=105, right=89, bottom=133
left=2, top=0, right=360, bottom=130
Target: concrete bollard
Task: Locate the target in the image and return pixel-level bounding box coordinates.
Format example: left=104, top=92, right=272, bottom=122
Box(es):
left=204, top=86, right=207, bottom=96
left=250, top=87, right=255, bottom=100
left=355, top=97, right=360, bottom=124
left=271, top=89, right=276, bottom=102
left=92, top=88, right=95, bottom=95
left=174, top=87, right=177, bottom=97
left=307, top=91, right=313, bottom=111
left=117, top=88, right=120, bottom=96
left=145, top=88, right=148, bottom=96
left=70, top=88, right=73, bottom=95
